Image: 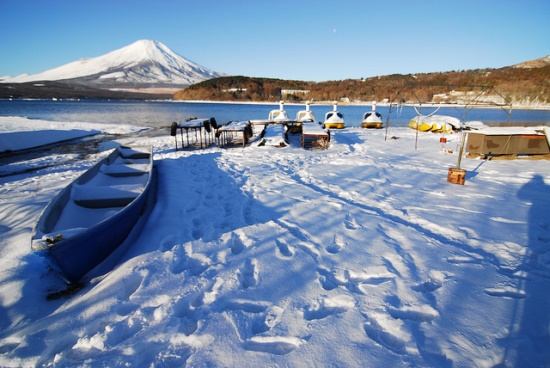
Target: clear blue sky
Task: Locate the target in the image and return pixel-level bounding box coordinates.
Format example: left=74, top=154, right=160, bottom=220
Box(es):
left=1, top=0, right=549, bottom=82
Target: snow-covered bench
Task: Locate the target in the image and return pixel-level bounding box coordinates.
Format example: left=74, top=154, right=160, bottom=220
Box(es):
left=217, top=120, right=253, bottom=148
left=302, top=123, right=330, bottom=149
left=72, top=183, right=145, bottom=208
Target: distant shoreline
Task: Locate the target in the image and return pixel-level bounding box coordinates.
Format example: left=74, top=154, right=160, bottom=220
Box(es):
left=2, top=97, right=549, bottom=111
left=167, top=99, right=550, bottom=111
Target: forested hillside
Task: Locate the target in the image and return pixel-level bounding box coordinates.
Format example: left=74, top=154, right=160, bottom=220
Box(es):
left=173, top=62, right=550, bottom=107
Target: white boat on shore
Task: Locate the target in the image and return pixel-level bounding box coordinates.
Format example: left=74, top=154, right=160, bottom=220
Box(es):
left=296, top=102, right=316, bottom=123
left=31, top=145, right=155, bottom=283
left=268, top=101, right=290, bottom=123
left=323, top=103, right=345, bottom=129
left=361, top=101, right=383, bottom=129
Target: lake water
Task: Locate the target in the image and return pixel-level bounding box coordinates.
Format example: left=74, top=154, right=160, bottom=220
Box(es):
left=1, top=99, right=549, bottom=128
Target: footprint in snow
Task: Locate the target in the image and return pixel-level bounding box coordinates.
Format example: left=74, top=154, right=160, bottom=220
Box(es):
left=192, top=218, right=203, bottom=240
left=186, top=253, right=212, bottom=276
left=170, top=244, right=212, bottom=276
left=229, top=231, right=247, bottom=255
left=243, top=336, right=303, bottom=355
left=222, top=201, right=234, bottom=217
left=317, top=266, right=346, bottom=291
left=411, top=278, right=443, bottom=293
left=222, top=298, right=270, bottom=313
left=178, top=316, right=199, bottom=336
left=243, top=200, right=255, bottom=225
left=221, top=298, right=284, bottom=345
left=191, top=277, right=224, bottom=308
left=363, top=315, right=407, bottom=355
left=326, top=234, right=346, bottom=254
left=102, top=316, right=144, bottom=348
left=303, top=294, right=355, bottom=321
left=239, top=258, right=259, bottom=288
left=387, top=305, right=439, bottom=322
left=277, top=219, right=321, bottom=258
left=252, top=305, right=285, bottom=334
left=172, top=296, right=200, bottom=336
left=411, top=271, right=447, bottom=293
left=170, top=244, right=188, bottom=274
left=344, top=212, right=360, bottom=230
left=275, top=239, right=294, bottom=257
left=72, top=316, right=144, bottom=354
left=158, top=233, right=179, bottom=252
left=119, top=272, right=144, bottom=301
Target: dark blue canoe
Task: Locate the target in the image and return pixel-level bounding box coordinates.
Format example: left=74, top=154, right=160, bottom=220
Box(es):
left=31, top=145, right=154, bottom=283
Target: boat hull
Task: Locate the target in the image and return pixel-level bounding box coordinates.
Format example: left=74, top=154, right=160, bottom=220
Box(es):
left=361, top=122, right=383, bottom=129
left=324, top=122, right=345, bottom=129
left=361, top=108, right=383, bottom=129
left=31, top=146, right=154, bottom=283
left=324, top=108, right=345, bottom=129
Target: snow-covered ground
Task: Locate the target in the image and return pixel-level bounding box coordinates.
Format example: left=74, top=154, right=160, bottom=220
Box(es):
left=1, top=117, right=549, bottom=367
left=0, top=116, right=146, bottom=153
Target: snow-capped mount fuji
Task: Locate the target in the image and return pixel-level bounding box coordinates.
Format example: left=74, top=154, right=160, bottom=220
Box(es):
left=1, top=40, right=224, bottom=89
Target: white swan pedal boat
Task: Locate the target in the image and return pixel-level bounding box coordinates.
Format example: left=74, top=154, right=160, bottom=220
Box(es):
left=323, top=103, right=345, bottom=129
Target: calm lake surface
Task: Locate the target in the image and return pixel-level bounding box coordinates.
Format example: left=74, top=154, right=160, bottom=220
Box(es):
left=1, top=100, right=549, bottom=128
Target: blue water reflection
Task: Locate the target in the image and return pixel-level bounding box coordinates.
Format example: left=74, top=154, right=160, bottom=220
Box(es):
left=1, top=99, right=548, bottom=128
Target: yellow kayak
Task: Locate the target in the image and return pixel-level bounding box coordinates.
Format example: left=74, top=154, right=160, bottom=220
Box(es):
left=409, top=120, right=432, bottom=131
left=410, top=115, right=460, bottom=133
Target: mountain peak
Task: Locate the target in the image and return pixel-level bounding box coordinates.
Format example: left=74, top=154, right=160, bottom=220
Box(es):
left=1, top=40, right=224, bottom=87
left=122, top=40, right=171, bottom=60
left=512, top=55, right=550, bottom=69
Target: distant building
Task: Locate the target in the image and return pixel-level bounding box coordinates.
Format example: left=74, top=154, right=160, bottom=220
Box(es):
left=281, top=89, right=310, bottom=99
left=222, top=87, right=247, bottom=93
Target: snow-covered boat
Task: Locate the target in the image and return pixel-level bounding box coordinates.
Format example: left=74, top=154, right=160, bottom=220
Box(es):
left=296, top=102, right=316, bottom=123
left=323, top=103, right=345, bottom=129
left=268, top=101, right=290, bottom=123
left=361, top=101, right=383, bottom=129
left=31, top=145, right=155, bottom=283
left=409, top=115, right=459, bottom=133
left=409, top=118, right=433, bottom=132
